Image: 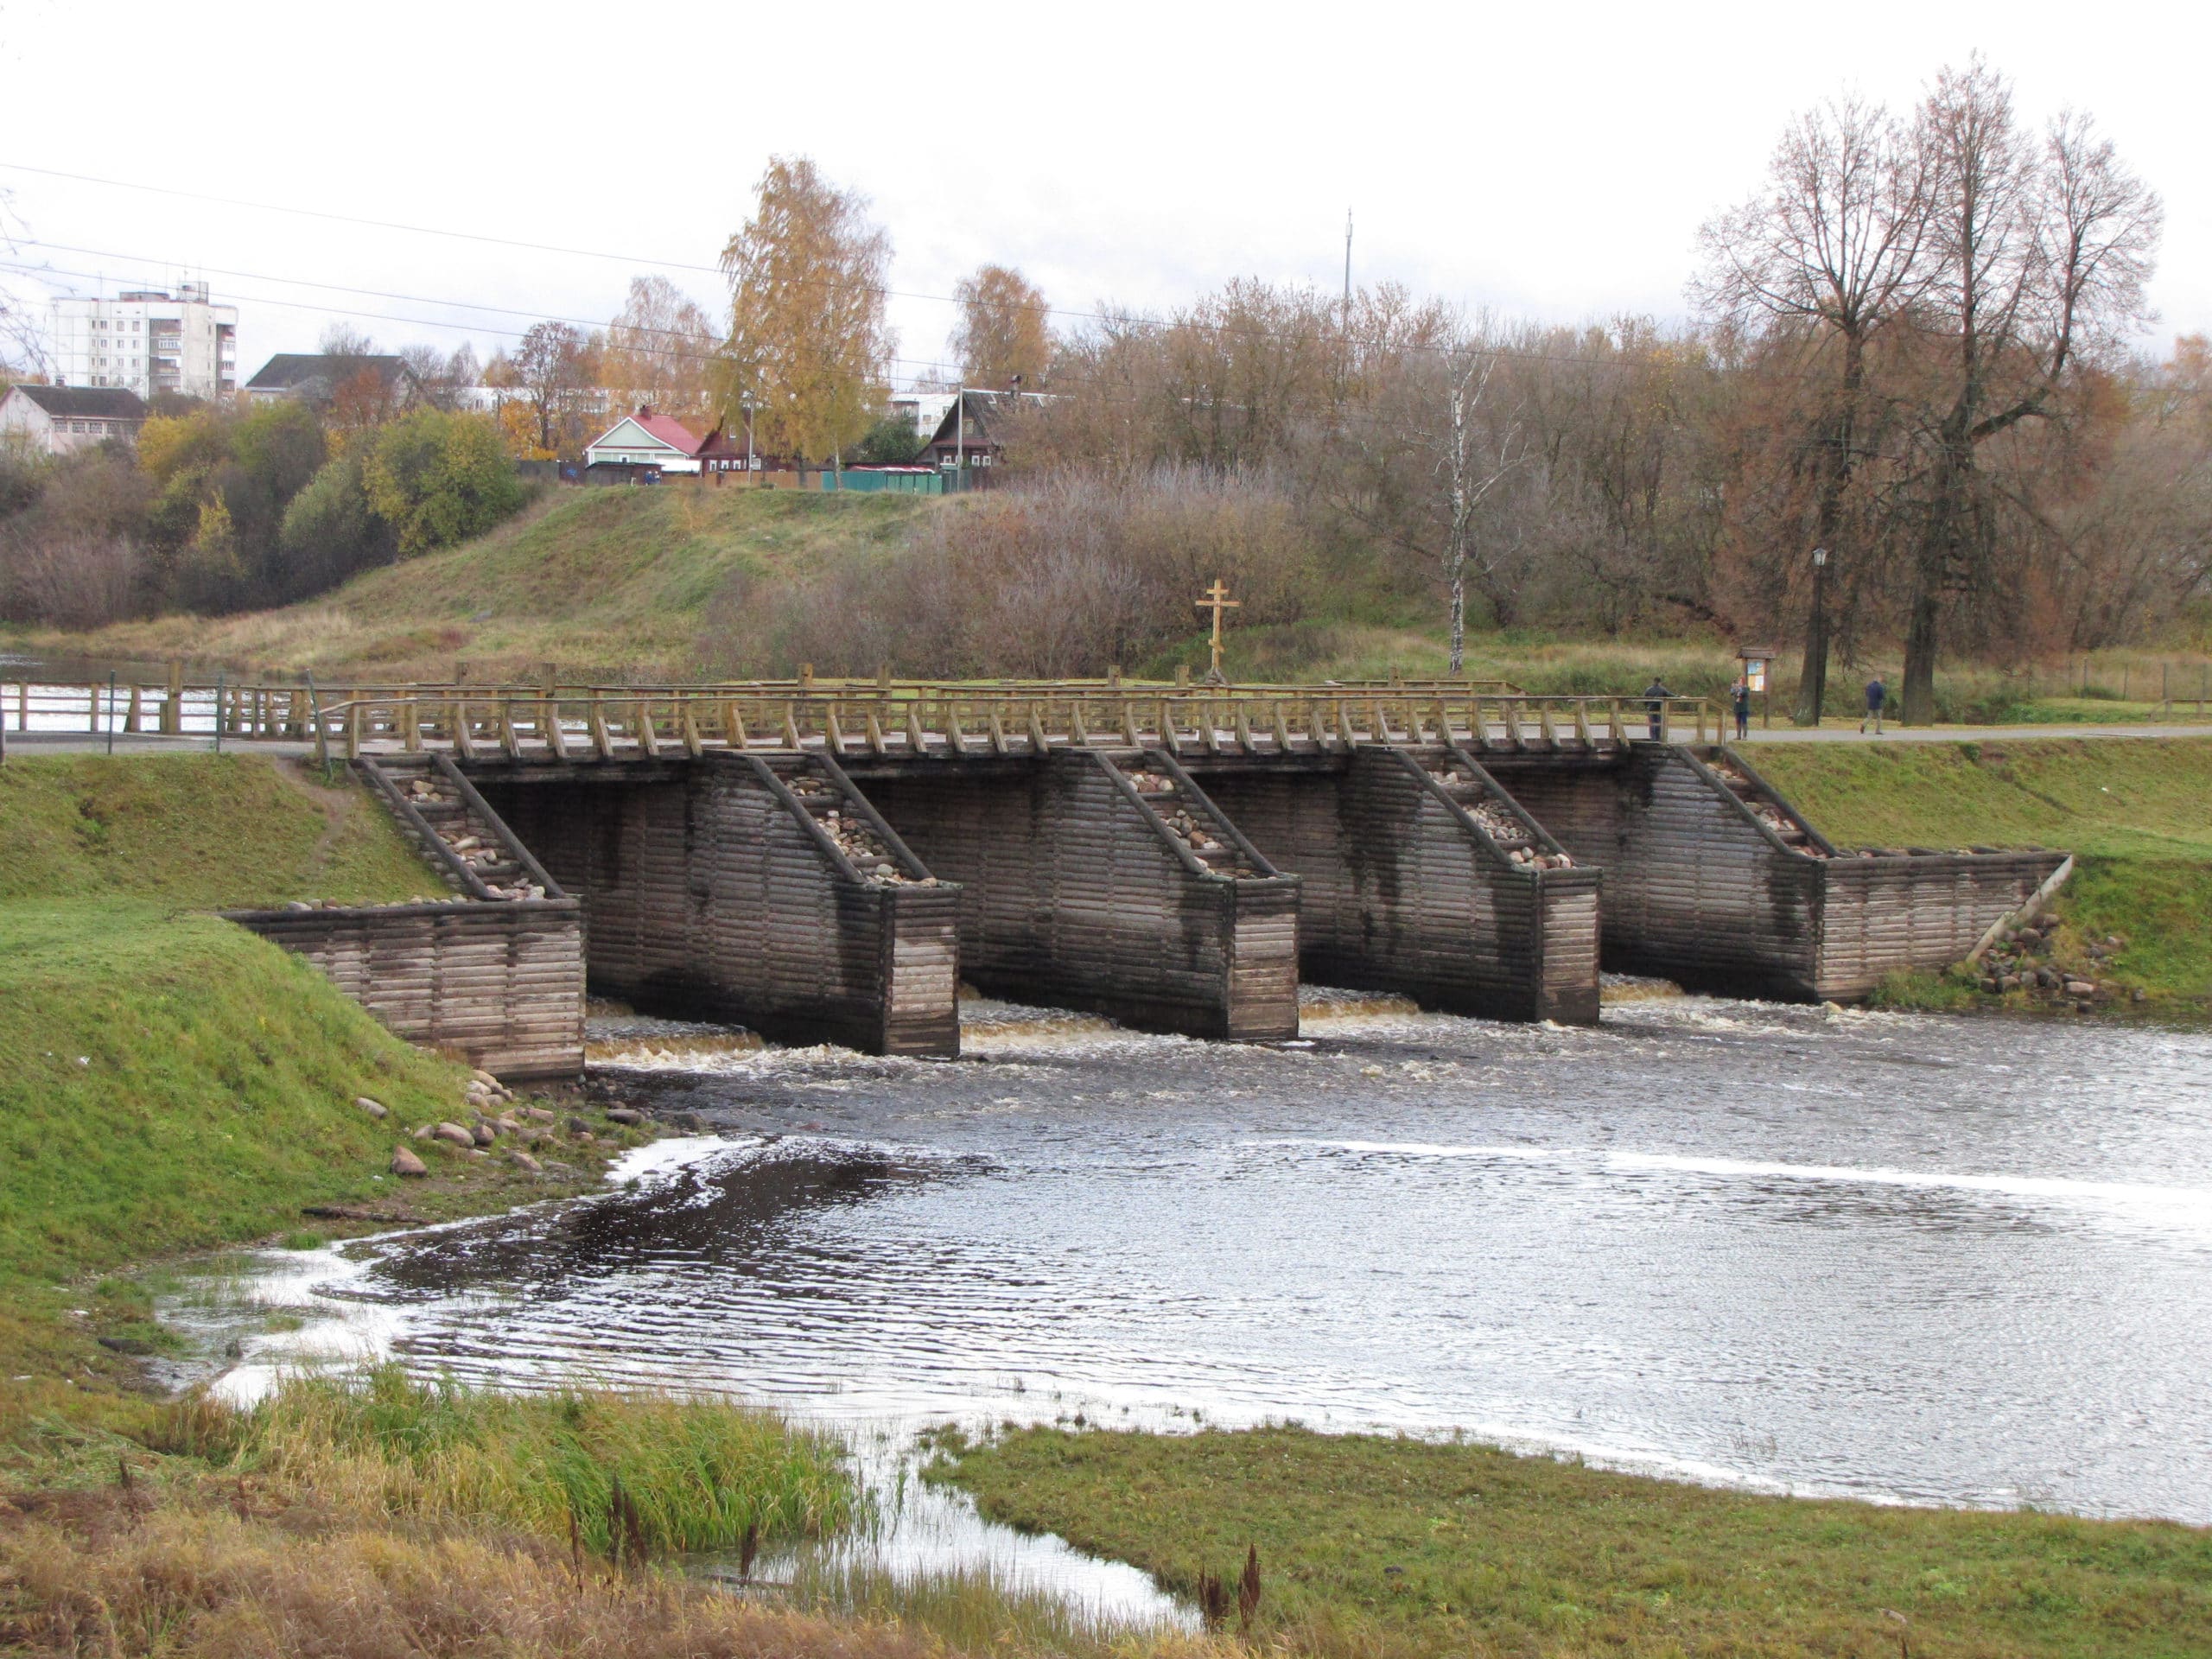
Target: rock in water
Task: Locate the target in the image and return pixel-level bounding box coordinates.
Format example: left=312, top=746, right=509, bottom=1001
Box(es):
left=391, top=1147, right=429, bottom=1177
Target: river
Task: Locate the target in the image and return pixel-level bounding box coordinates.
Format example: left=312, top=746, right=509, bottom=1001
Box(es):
left=215, top=987, right=2212, bottom=1531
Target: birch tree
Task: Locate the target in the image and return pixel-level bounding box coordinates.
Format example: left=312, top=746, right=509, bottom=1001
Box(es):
left=951, top=264, right=1052, bottom=390
left=720, top=157, right=893, bottom=467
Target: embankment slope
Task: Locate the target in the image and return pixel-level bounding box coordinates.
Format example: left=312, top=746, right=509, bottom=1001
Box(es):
left=0, top=754, right=474, bottom=1374
left=1751, top=738, right=2212, bottom=1009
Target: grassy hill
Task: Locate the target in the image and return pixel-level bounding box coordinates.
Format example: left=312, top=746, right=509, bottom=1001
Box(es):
left=10, top=485, right=2211, bottom=721
left=16, top=487, right=938, bottom=683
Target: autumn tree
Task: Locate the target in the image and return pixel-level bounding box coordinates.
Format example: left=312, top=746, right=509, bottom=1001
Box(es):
left=951, top=264, right=1052, bottom=390
left=720, top=156, right=893, bottom=466
left=1892, top=59, right=2161, bottom=722
left=512, top=321, right=599, bottom=456
left=602, top=275, right=719, bottom=420
left=1697, top=96, right=1930, bottom=721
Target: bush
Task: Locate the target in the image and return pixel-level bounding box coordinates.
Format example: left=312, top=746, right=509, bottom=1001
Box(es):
left=365, top=410, right=526, bottom=557
left=708, top=465, right=1320, bottom=677
left=279, top=450, right=397, bottom=597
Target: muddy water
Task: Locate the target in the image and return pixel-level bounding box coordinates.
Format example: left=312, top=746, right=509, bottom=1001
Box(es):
left=267, top=989, right=2212, bottom=1527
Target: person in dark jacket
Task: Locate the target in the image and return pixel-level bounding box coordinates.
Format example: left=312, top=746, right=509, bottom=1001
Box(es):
left=1643, top=677, right=1674, bottom=741
left=1731, top=677, right=1751, bottom=740
left=1861, top=675, right=1887, bottom=734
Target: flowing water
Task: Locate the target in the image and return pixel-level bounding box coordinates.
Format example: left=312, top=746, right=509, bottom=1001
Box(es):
left=222, top=988, right=2212, bottom=1533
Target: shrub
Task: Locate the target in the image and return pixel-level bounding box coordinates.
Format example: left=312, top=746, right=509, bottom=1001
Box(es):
left=365, top=410, right=526, bottom=557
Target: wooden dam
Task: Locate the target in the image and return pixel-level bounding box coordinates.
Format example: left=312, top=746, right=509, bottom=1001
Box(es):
left=174, top=679, right=2063, bottom=1075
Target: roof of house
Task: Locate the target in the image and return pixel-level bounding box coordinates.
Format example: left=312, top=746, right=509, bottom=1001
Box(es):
left=588, top=407, right=707, bottom=456
left=6, top=384, right=149, bottom=420
left=923, top=390, right=1013, bottom=450
left=244, top=353, right=412, bottom=392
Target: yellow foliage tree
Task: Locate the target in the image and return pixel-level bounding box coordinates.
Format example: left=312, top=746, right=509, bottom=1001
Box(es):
left=951, top=264, right=1051, bottom=391
left=719, top=156, right=892, bottom=466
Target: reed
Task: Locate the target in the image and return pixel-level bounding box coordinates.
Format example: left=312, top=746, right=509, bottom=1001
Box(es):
left=788, top=1554, right=1186, bottom=1657
left=152, top=1365, right=861, bottom=1560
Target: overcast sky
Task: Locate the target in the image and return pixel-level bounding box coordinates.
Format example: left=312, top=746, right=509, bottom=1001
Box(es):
left=4, top=0, right=2206, bottom=388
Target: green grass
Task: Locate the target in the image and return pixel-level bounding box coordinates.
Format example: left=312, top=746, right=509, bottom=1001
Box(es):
left=0, top=753, right=467, bottom=1379
left=935, top=1425, right=2212, bottom=1659
left=0, top=752, right=442, bottom=906
left=1749, top=740, right=2212, bottom=1010
left=0, top=901, right=474, bottom=1373
left=156, top=1364, right=860, bottom=1559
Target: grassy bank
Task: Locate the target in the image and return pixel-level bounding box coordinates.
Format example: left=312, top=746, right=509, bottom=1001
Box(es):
left=0, top=753, right=649, bottom=1385
left=935, top=1425, right=2212, bottom=1658
left=1, top=1369, right=879, bottom=1659
left=1748, top=739, right=2212, bottom=1012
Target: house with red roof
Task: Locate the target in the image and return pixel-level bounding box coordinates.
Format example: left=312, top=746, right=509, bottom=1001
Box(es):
left=583, top=405, right=753, bottom=478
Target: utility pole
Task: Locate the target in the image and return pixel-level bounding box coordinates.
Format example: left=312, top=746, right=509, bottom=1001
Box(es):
left=1796, top=546, right=1829, bottom=726
left=955, top=385, right=964, bottom=491
left=1342, top=209, right=1353, bottom=338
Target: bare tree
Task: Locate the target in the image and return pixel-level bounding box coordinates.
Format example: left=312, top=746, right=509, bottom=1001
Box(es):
left=602, top=275, right=719, bottom=420
left=512, top=321, right=596, bottom=456
left=1697, top=97, right=1931, bottom=721
left=1894, top=59, right=2162, bottom=721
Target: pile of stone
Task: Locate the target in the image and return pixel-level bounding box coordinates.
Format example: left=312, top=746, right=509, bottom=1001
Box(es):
left=789, top=780, right=923, bottom=884
left=1428, top=766, right=1572, bottom=868
left=1977, top=924, right=2125, bottom=1008
left=404, top=776, right=546, bottom=900
left=1122, top=768, right=1249, bottom=867
left=394, top=1068, right=572, bottom=1176
left=1707, top=756, right=1830, bottom=858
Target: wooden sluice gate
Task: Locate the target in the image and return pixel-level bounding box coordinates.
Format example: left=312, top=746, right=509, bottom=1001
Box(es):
left=1197, top=747, right=1600, bottom=1024
left=1490, top=744, right=2069, bottom=1002
left=474, top=753, right=963, bottom=1057
left=226, top=755, right=587, bottom=1080
left=200, top=681, right=2077, bottom=1062
left=856, top=749, right=1301, bottom=1041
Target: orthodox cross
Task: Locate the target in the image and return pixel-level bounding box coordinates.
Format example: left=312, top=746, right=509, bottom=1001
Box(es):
left=1195, top=579, right=1240, bottom=681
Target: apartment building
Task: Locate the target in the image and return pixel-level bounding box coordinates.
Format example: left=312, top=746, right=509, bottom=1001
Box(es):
left=50, top=281, right=239, bottom=400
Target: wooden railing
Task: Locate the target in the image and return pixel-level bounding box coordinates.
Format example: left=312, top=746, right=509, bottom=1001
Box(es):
left=289, top=687, right=1720, bottom=765
left=0, top=671, right=1527, bottom=741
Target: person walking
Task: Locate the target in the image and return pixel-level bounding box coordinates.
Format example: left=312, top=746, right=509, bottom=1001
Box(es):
left=1731, top=677, right=1751, bottom=741
left=1860, top=674, right=1887, bottom=735
left=1642, top=677, right=1674, bottom=741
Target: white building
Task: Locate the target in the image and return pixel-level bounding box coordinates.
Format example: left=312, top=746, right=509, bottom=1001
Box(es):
left=0, top=384, right=149, bottom=455
left=50, top=281, right=239, bottom=401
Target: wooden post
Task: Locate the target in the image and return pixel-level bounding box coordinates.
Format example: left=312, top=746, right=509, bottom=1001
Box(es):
left=126, top=684, right=143, bottom=733
left=346, top=700, right=363, bottom=760
left=163, top=660, right=182, bottom=734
